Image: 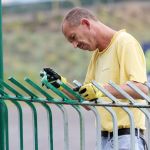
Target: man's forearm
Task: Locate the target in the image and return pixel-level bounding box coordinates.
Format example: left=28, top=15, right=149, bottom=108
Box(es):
left=103, top=81, right=149, bottom=99
left=61, top=82, right=77, bottom=99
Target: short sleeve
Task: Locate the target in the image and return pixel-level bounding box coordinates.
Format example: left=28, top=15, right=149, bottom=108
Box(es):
left=117, top=36, right=147, bottom=83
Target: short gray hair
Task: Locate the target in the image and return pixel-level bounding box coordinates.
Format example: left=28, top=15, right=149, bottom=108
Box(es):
left=62, top=7, right=98, bottom=27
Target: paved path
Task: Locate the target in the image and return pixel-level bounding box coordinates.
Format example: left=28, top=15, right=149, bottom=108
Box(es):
left=7, top=102, right=97, bottom=150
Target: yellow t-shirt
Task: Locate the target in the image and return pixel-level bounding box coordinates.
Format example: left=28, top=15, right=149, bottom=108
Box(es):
left=84, top=30, right=147, bottom=132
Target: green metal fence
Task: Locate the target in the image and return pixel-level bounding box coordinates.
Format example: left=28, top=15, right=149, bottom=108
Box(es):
left=0, top=75, right=149, bottom=150
left=1, top=1, right=150, bottom=149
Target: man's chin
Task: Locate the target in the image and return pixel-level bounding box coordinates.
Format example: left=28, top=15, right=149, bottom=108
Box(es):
left=81, top=47, right=89, bottom=51
left=87, top=48, right=96, bottom=51
left=88, top=46, right=97, bottom=51
left=80, top=46, right=94, bottom=51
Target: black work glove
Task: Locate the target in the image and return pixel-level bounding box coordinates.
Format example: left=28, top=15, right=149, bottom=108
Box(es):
left=42, top=68, right=67, bottom=90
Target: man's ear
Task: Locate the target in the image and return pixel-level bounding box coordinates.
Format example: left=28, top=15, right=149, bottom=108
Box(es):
left=81, top=18, right=90, bottom=29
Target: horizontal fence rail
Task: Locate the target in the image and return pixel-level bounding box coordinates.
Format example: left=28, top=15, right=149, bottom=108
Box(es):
left=0, top=76, right=150, bottom=150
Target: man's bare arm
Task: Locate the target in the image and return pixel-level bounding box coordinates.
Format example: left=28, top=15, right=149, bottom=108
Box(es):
left=61, top=82, right=77, bottom=99
left=103, top=81, right=149, bottom=99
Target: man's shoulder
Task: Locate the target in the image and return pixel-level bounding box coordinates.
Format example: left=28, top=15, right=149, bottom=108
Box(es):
left=116, top=30, right=136, bottom=43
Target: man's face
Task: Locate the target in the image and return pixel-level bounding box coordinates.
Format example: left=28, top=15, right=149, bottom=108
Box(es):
left=62, top=20, right=97, bottom=51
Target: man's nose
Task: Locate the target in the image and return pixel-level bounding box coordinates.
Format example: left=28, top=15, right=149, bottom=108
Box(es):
left=72, top=41, right=78, bottom=48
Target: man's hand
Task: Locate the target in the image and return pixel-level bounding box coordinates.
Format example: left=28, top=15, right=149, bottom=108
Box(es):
left=42, top=68, right=67, bottom=90
left=79, top=83, right=104, bottom=101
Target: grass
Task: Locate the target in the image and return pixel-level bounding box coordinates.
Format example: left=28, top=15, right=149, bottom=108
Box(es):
left=3, top=2, right=150, bottom=88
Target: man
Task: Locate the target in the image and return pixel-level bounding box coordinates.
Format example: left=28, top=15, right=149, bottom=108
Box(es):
left=60, top=7, right=148, bottom=150
left=43, top=7, right=148, bottom=149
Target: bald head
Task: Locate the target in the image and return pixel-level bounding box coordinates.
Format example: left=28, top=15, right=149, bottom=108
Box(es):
left=62, top=7, right=98, bottom=28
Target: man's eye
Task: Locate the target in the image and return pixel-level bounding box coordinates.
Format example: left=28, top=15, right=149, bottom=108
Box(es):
left=71, top=35, right=76, bottom=40
left=68, top=34, right=76, bottom=43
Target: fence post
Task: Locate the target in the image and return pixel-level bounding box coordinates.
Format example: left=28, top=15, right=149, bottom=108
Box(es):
left=0, top=101, right=6, bottom=150
left=0, top=1, right=5, bottom=150
left=0, top=0, right=3, bottom=80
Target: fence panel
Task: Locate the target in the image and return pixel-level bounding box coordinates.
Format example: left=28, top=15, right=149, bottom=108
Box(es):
left=0, top=77, right=149, bottom=150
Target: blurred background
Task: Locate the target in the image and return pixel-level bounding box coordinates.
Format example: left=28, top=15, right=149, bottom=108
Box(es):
left=2, top=0, right=150, bottom=85
left=2, top=1, right=150, bottom=150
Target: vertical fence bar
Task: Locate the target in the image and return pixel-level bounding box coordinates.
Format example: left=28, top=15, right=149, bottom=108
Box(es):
left=0, top=101, right=9, bottom=150
left=0, top=88, right=9, bottom=150
left=103, top=106, right=118, bottom=150
left=72, top=106, right=85, bottom=150
left=0, top=0, right=3, bottom=80
left=41, top=103, right=53, bottom=150
left=57, top=105, right=69, bottom=150
left=4, top=102, right=9, bottom=150
left=89, top=107, right=101, bottom=150
left=0, top=101, right=5, bottom=150
left=0, top=1, right=4, bottom=150
left=26, top=102, right=38, bottom=150
left=145, top=83, right=150, bottom=150
left=10, top=101, right=24, bottom=150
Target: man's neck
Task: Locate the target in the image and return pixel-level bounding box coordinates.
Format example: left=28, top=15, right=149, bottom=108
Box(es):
left=96, top=23, right=116, bottom=52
